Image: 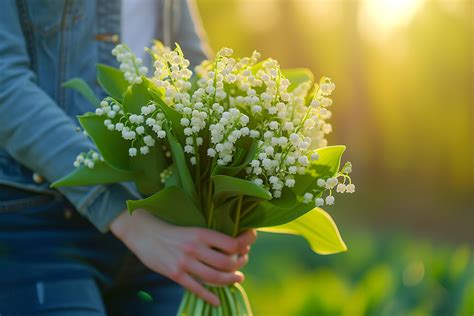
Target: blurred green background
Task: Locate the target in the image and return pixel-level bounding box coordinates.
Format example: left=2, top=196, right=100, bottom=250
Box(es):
left=195, top=0, right=473, bottom=315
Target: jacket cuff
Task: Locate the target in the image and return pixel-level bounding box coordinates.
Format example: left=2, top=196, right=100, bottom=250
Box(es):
left=76, top=182, right=141, bottom=233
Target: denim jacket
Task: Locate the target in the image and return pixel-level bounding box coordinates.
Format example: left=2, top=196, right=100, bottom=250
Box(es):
left=0, top=0, right=209, bottom=232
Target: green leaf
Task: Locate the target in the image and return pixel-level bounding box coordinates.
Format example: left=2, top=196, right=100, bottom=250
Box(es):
left=293, top=145, right=346, bottom=196
left=259, top=207, right=347, bottom=255
left=51, top=160, right=136, bottom=188
left=127, top=186, right=206, bottom=227
left=212, top=175, right=271, bottom=206
left=166, top=130, right=197, bottom=203
left=212, top=198, right=237, bottom=235
left=123, top=79, right=152, bottom=114
left=281, top=68, right=314, bottom=92
left=148, top=87, right=186, bottom=142
left=62, top=78, right=99, bottom=106
left=129, top=144, right=167, bottom=195
left=96, top=64, right=129, bottom=102
left=78, top=114, right=131, bottom=170
left=212, top=139, right=258, bottom=177
left=239, top=193, right=313, bottom=230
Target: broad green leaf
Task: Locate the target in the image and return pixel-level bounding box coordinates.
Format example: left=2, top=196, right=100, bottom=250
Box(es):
left=212, top=139, right=258, bottom=177
left=293, top=145, right=346, bottom=195
left=129, top=144, right=167, bottom=195
left=259, top=207, right=347, bottom=255
left=51, top=160, right=136, bottom=188
left=123, top=79, right=152, bottom=114
left=212, top=175, right=271, bottom=206
left=281, top=68, right=314, bottom=92
left=127, top=186, right=206, bottom=227
left=96, top=64, right=129, bottom=102
left=62, top=78, right=99, bottom=106
left=166, top=129, right=197, bottom=203
left=239, top=194, right=313, bottom=230
left=212, top=198, right=237, bottom=235
left=148, top=87, right=186, bottom=143
left=78, top=114, right=130, bottom=170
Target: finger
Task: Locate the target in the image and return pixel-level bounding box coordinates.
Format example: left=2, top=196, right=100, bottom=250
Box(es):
left=178, top=273, right=220, bottom=306
left=237, top=230, right=257, bottom=248
left=235, top=254, right=249, bottom=270
left=187, top=259, right=244, bottom=286
left=238, top=245, right=251, bottom=256
left=196, top=229, right=240, bottom=254
left=196, top=246, right=239, bottom=272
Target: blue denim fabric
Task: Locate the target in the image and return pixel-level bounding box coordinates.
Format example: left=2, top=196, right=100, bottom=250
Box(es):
left=0, top=0, right=208, bottom=232
left=0, top=185, right=184, bottom=315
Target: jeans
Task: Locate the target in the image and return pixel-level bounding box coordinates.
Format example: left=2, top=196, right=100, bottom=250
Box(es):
left=0, top=186, right=183, bottom=316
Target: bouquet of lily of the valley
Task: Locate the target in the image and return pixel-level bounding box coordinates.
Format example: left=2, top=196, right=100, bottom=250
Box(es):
left=53, top=42, right=355, bottom=316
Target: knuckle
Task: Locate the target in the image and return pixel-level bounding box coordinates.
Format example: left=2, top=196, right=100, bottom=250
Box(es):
left=169, top=268, right=183, bottom=281
left=229, top=240, right=240, bottom=253
left=219, top=257, right=234, bottom=270
left=208, top=273, right=222, bottom=284
left=176, top=256, right=189, bottom=271
left=194, top=229, right=207, bottom=242
left=181, top=242, right=197, bottom=256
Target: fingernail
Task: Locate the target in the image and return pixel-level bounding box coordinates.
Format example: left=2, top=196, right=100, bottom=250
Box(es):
left=235, top=271, right=245, bottom=282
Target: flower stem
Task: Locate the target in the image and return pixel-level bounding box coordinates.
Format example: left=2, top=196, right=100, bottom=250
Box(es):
left=232, top=195, right=243, bottom=237
left=207, top=179, right=214, bottom=228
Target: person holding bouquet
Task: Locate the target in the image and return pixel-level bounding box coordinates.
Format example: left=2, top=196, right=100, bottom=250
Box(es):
left=0, top=0, right=255, bottom=315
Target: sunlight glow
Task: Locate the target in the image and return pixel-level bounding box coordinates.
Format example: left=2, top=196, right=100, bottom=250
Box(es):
left=359, top=0, right=425, bottom=41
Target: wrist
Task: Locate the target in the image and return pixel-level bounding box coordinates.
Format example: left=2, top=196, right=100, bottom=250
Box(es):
left=110, top=209, right=133, bottom=241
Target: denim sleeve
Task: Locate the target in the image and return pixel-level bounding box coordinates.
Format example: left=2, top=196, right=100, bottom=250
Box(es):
left=0, top=1, right=140, bottom=233
left=173, top=0, right=212, bottom=68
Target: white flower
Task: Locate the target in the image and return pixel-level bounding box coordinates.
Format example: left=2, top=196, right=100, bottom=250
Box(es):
left=326, top=177, right=338, bottom=189
left=140, top=146, right=150, bottom=155
left=310, top=152, right=319, bottom=161
left=321, top=97, right=333, bottom=107
left=85, top=160, right=94, bottom=168
left=317, top=178, right=326, bottom=187
left=315, top=198, right=324, bottom=207
left=180, top=118, right=190, bottom=126
left=115, top=123, right=124, bottom=131
left=136, top=126, right=145, bottom=134
left=268, top=121, right=279, bottom=130
left=325, top=195, right=335, bottom=205
left=285, top=178, right=295, bottom=187
left=143, top=135, right=155, bottom=147
left=128, top=148, right=137, bottom=157
left=95, top=108, right=104, bottom=115
left=303, top=193, right=314, bottom=202
left=298, top=156, right=309, bottom=166
left=184, top=145, right=194, bottom=153
left=336, top=183, right=346, bottom=193
left=346, top=183, right=355, bottom=193
left=156, top=130, right=166, bottom=138
left=288, top=166, right=297, bottom=174
left=310, top=99, right=320, bottom=108
left=207, top=148, right=216, bottom=157
left=322, top=123, right=332, bottom=134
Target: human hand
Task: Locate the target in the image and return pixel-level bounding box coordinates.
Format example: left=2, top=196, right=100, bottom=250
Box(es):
left=110, top=209, right=257, bottom=306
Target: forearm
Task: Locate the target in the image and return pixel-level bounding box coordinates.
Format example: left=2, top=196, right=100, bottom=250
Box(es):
left=0, top=1, right=139, bottom=232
